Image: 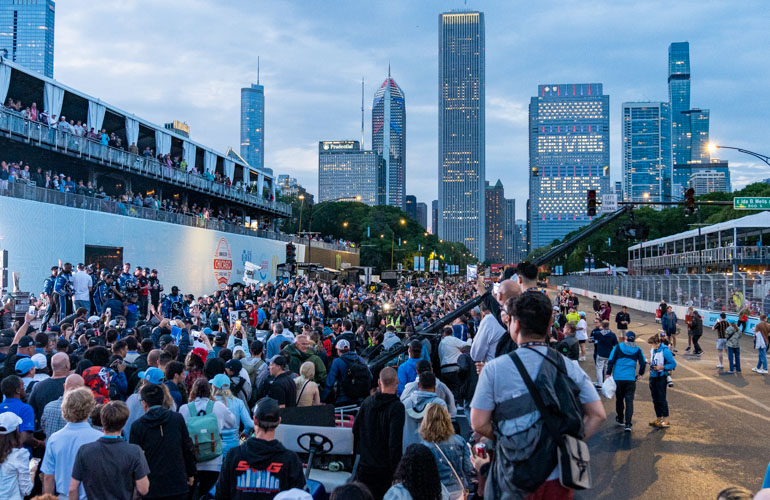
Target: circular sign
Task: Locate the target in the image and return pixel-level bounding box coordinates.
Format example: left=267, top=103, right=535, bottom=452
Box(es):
left=213, top=238, right=233, bottom=289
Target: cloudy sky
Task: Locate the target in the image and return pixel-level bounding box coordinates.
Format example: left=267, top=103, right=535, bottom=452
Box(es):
left=54, top=1, right=770, bottom=227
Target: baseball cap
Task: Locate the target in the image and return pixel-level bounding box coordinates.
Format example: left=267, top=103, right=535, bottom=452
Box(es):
left=268, top=355, right=287, bottom=368
left=15, top=357, right=35, bottom=376
left=245, top=300, right=254, bottom=305
left=225, top=359, right=242, bottom=374
left=18, top=336, right=34, bottom=348
left=87, top=315, right=100, bottom=323
left=191, top=347, right=208, bottom=363
left=138, top=367, right=164, bottom=385
left=215, top=331, right=228, bottom=342
left=553, top=305, right=560, bottom=311
left=336, top=339, right=350, bottom=351
left=625, top=331, right=637, bottom=341
left=159, top=334, right=173, bottom=346
left=210, top=373, right=231, bottom=389
left=0, top=337, right=11, bottom=348
left=253, top=397, right=280, bottom=424
left=202, top=327, right=213, bottom=337
left=0, top=412, right=23, bottom=434
left=31, top=353, right=47, bottom=370
left=579, top=311, right=586, bottom=317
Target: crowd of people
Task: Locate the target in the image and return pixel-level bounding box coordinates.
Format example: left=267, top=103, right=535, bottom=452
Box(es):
left=0, top=260, right=768, bottom=500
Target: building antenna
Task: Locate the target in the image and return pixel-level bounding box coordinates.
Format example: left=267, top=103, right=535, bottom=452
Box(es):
left=257, top=56, right=260, bottom=85
left=361, top=77, right=365, bottom=149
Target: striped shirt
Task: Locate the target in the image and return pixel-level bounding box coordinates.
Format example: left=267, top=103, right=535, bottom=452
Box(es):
left=41, top=397, right=67, bottom=438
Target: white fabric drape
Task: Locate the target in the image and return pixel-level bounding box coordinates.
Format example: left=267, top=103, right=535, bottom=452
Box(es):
left=204, top=151, right=217, bottom=174
left=125, top=117, right=139, bottom=148
left=87, top=100, right=106, bottom=132
left=182, top=141, right=197, bottom=172
left=43, top=82, right=64, bottom=118
left=243, top=166, right=250, bottom=185
left=0, top=62, right=10, bottom=108
left=224, top=158, right=235, bottom=182
left=154, top=130, right=171, bottom=155
left=257, top=173, right=265, bottom=196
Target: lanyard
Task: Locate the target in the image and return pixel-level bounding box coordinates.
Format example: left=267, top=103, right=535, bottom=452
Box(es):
left=519, top=342, right=549, bottom=349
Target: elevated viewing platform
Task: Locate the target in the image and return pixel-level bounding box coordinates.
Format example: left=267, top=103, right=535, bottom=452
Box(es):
left=627, top=212, right=770, bottom=274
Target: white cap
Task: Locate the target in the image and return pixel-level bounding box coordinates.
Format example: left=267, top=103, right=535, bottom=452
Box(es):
left=274, top=489, right=313, bottom=500
left=336, top=339, right=350, bottom=350
left=0, top=412, right=22, bottom=434
left=31, top=353, right=47, bottom=370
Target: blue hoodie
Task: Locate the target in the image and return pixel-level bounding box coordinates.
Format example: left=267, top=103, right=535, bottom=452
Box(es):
left=607, top=343, right=647, bottom=381
left=402, top=390, right=447, bottom=452
left=649, top=344, right=676, bottom=378
left=594, top=329, right=619, bottom=358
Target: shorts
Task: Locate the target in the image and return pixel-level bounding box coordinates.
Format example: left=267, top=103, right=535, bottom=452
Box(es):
left=578, top=340, right=586, bottom=344
left=716, top=338, right=726, bottom=350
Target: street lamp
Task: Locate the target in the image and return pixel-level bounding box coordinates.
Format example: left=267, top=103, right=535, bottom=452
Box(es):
left=343, top=221, right=349, bottom=228
left=297, top=194, right=305, bottom=236
left=708, top=143, right=770, bottom=167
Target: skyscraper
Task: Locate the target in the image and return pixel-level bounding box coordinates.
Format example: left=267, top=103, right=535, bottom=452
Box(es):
left=240, top=83, right=267, bottom=173
left=673, top=160, right=731, bottom=196
left=318, top=141, right=383, bottom=205
left=416, top=202, right=428, bottom=230
left=622, top=102, right=672, bottom=203
left=615, top=181, right=623, bottom=201
left=503, top=198, right=516, bottom=264
left=438, top=10, right=485, bottom=260
left=372, top=68, right=406, bottom=209
left=405, top=195, right=417, bottom=220
left=431, top=199, right=438, bottom=235
left=0, top=0, right=55, bottom=78
left=668, top=42, right=690, bottom=168
left=485, top=180, right=504, bottom=263
left=528, top=84, right=610, bottom=251
left=516, top=219, right=528, bottom=261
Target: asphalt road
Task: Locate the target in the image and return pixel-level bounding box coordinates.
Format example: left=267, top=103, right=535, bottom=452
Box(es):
left=558, top=295, right=770, bottom=499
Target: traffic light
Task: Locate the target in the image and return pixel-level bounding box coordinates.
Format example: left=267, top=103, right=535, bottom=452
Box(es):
left=587, top=190, right=597, bottom=216
left=286, top=243, right=296, bottom=265
left=684, top=188, right=695, bottom=216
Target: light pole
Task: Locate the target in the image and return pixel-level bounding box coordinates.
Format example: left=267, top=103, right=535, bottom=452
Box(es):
left=708, top=144, right=770, bottom=167
left=297, top=194, right=305, bottom=236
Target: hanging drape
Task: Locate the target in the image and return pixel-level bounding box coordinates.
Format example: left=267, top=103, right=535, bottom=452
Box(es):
left=0, top=62, right=10, bottom=107
left=154, top=130, right=171, bottom=156
left=182, top=141, right=196, bottom=172
left=243, top=166, right=250, bottom=185
left=43, top=82, right=64, bottom=118
left=224, top=158, right=235, bottom=182
left=257, top=173, right=265, bottom=194
left=87, top=100, right=106, bottom=132
left=204, top=150, right=217, bottom=174
left=125, top=117, right=139, bottom=148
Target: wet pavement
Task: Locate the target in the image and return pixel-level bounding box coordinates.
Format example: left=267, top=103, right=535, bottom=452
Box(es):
left=560, top=295, right=770, bottom=498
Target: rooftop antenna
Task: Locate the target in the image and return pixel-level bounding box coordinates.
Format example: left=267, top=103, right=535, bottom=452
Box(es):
left=257, top=56, right=260, bottom=85
left=361, top=77, right=365, bottom=149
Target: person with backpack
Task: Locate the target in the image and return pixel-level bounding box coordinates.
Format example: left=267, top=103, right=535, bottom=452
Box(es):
left=179, top=377, right=235, bottom=498
left=470, top=291, right=605, bottom=498
left=324, top=339, right=372, bottom=405
left=606, top=331, right=647, bottom=432
left=210, top=373, right=255, bottom=456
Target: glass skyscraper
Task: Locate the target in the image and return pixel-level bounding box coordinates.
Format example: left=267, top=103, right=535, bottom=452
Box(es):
left=485, top=180, right=504, bottom=263
left=668, top=42, right=690, bottom=168
left=438, top=10, right=485, bottom=261
left=318, top=141, right=383, bottom=206
left=240, top=83, right=267, bottom=173
left=372, top=69, right=406, bottom=209
left=622, top=102, right=672, bottom=203
left=528, top=84, right=610, bottom=252
left=0, top=0, right=55, bottom=78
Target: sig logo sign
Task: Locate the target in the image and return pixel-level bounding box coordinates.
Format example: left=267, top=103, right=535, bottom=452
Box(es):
left=213, top=238, right=233, bottom=289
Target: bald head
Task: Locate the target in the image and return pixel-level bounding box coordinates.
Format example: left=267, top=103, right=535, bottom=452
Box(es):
left=497, top=280, right=520, bottom=305
left=147, top=349, right=162, bottom=368
left=51, top=352, right=71, bottom=377
left=378, top=366, right=398, bottom=394
left=63, top=374, right=85, bottom=391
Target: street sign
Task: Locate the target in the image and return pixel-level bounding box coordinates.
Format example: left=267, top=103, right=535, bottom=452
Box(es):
left=601, top=193, right=618, bottom=213
left=734, top=197, right=770, bottom=210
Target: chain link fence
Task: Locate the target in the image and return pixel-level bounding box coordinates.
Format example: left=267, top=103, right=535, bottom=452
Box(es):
left=550, top=274, right=770, bottom=316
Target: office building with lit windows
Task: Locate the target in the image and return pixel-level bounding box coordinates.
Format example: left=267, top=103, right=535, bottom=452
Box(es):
left=318, top=141, right=383, bottom=206
left=689, top=169, right=728, bottom=196
left=240, top=83, right=267, bottom=173
left=668, top=42, right=690, bottom=167
left=528, top=83, right=610, bottom=251
left=416, top=202, right=428, bottom=230
left=485, top=180, right=504, bottom=263
left=431, top=199, right=438, bottom=235
left=438, top=10, right=485, bottom=260
left=405, top=194, right=417, bottom=220
left=673, top=160, right=731, bottom=197
left=622, top=102, right=672, bottom=203
left=503, top=198, right=516, bottom=264
left=0, top=0, right=55, bottom=78
left=372, top=69, right=406, bottom=209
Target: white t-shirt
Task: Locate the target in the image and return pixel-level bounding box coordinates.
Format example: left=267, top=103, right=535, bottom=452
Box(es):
left=576, top=319, right=588, bottom=340
left=71, top=271, right=92, bottom=301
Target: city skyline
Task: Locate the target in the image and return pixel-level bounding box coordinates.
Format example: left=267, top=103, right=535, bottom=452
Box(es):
left=48, top=1, right=770, bottom=230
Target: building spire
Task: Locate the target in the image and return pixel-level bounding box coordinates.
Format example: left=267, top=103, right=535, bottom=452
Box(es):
left=361, top=77, right=365, bottom=149
left=388, top=61, right=391, bottom=79
left=257, top=56, right=260, bottom=85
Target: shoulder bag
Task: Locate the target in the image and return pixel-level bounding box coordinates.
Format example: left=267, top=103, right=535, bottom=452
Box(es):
left=431, top=442, right=469, bottom=500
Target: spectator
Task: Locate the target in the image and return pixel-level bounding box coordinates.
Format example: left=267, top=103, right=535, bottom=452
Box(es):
left=210, top=373, right=254, bottom=456
left=0, top=412, right=33, bottom=500
left=41, top=374, right=85, bottom=439
left=383, top=443, right=447, bottom=500
left=725, top=321, right=742, bottom=374
left=266, top=322, right=293, bottom=359
left=396, top=341, right=423, bottom=397
left=353, top=366, right=405, bottom=500
left=285, top=334, right=327, bottom=386
left=438, top=326, right=470, bottom=398
left=40, top=387, right=101, bottom=499
left=606, top=331, right=647, bottom=432
left=294, top=361, right=321, bottom=407
left=0, top=375, right=40, bottom=451
left=215, top=397, right=305, bottom=499
left=69, top=401, right=150, bottom=500
left=28, top=352, right=69, bottom=428
left=129, top=383, right=196, bottom=500
left=593, top=321, right=619, bottom=388
left=261, top=355, right=296, bottom=408
left=164, top=361, right=186, bottom=408
left=419, top=403, right=472, bottom=499
left=402, top=372, right=446, bottom=453
left=324, top=339, right=371, bottom=405
left=400, top=359, right=456, bottom=420
left=648, top=335, right=676, bottom=428
left=754, top=314, right=770, bottom=374
left=330, top=482, right=375, bottom=500
left=124, top=367, right=167, bottom=441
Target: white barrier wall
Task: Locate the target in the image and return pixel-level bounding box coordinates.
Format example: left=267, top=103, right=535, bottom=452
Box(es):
left=0, top=196, right=306, bottom=296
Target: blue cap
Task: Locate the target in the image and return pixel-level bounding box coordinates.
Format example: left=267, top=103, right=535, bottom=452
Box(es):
left=15, top=357, right=35, bottom=376
left=138, top=367, right=164, bottom=385
left=210, top=373, right=231, bottom=389
left=625, top=331, right=637, bottom=341
left=203, top=327, right=213, bottom=336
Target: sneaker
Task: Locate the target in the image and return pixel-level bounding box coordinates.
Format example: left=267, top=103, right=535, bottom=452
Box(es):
left=752, top=367, right=759, bottom=372
left=673, top=348, right=678, bottom=353
left=616, top=416, right=624, bottom=426
left=578, top=357, right=586, bottom=362
left=667, top=375, right=674, bottom=387
left=659, top=420, right=671, bottom=428
left=694, top=351, right=702, bottom=356
left=685, top=346, right=691, bottom=352
left=624, top=425, right=632, bottom=432
left=649, top=419, right=660, bottom=427
left=716, top=364, right=723, bottom=368
left=726, top=370, right=734, bottom=374
left=760, top=369, right=768, bottom=374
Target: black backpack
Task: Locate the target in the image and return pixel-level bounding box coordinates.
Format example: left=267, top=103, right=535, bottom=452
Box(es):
left=340, top=357, right=371, bottom=400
